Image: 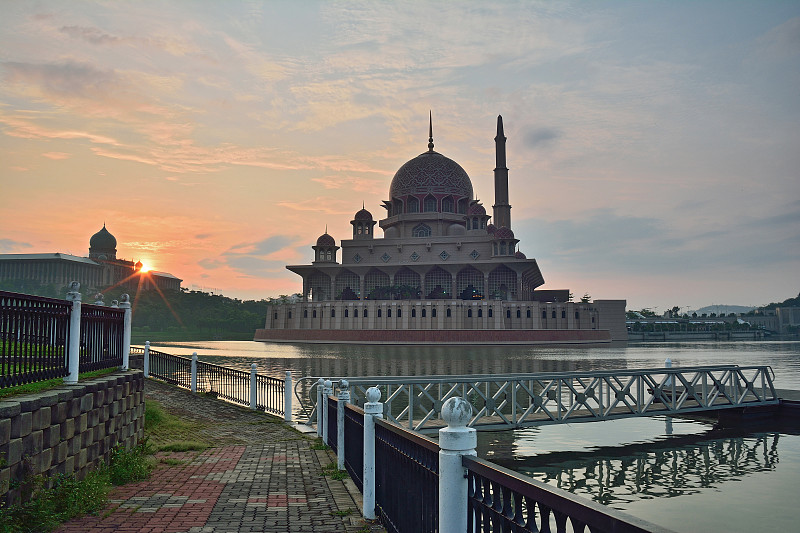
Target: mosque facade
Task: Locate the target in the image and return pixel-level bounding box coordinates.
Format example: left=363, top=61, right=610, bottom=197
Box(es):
left=255, top=116, right=627, bottom=344
left=0, top=225, right=182, bottom=296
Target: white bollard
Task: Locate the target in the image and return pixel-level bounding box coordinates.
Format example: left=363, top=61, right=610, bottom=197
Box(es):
left=439, top=397, right=476, bottom=533
left=285, top=371, right=293, bottom=422
left=322, top=379, right=333, bottom=446
left=250, top=363, right=258, bottom=409
left=665, top=357, right=673, bottom=386
left=363, top=386, right=383, bottom=520
left=120, top=294, right=131, bottom=371
left=337, top=380, right=350, bottom=471
left=143, top=340, right=150, bottom=378
left=191, top=352, right=198, bottom=393
left=65, top=282, right=81, bottom=385
left=316, top=378, right=325, bottom=437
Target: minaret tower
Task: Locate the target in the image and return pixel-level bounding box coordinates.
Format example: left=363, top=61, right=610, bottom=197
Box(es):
left=492, top=115, right=511, bottom=230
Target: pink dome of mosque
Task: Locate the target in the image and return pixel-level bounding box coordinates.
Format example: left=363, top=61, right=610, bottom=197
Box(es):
left=316, top=233, right=335, bottom=247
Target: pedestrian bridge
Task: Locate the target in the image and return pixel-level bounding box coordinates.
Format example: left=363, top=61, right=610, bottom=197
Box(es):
left=297, top=364, right=778, bottom=434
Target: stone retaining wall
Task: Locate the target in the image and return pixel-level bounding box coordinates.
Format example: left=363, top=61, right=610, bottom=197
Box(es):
left=0, top=370, right=145, bottom=505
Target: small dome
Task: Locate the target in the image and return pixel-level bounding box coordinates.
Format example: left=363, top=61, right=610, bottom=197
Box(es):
left=389, top=151, right=473, bottom=201
left=353, top=208, right=373, bottom=221
left=89, top=224, right=117, bottom=251
left=486, top=224, right=496, bottom=234
left=514, top=251, right=527, bottom=259
left=135, top=260, right=143, bottom=269
left=467, top=203, right=486, bottom=216
left=494, top=226, right=515, bottom=240
left=316, top=233, right=335, bottom=247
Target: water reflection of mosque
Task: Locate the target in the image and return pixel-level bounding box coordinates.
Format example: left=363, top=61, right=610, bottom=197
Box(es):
left=484, top=428, right=783, bottom=507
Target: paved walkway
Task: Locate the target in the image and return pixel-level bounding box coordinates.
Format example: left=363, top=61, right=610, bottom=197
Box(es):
left=56, top=379, right=384, bottom=533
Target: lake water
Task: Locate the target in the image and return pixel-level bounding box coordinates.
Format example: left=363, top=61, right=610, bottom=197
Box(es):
left=138, top=340, right=800, bottom=532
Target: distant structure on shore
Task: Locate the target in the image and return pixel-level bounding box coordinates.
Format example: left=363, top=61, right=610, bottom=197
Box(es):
left=0, top=225, right=182, bottom=296
left=255, top=115, right=627, bottom=345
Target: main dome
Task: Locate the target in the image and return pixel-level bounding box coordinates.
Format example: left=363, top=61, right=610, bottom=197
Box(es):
left=389, top=151, right=473, bottom=200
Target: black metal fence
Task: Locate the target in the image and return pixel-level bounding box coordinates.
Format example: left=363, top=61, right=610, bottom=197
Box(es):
left=327, top=395, right=338, bottom=453
left=464, top=455, right=673, bottom=533
left=0, top=291, right=71, bottom=387
left=144, top=349, right=287, bottom=417
left=144, top=349, right=192, bottom=388
left=79, top=303, right=124, bottom=373
left=255, top=373, right=285, bottom=417
left=343, top=403, right=364, bottom=492
left=374, top=417, right=439, bottom=533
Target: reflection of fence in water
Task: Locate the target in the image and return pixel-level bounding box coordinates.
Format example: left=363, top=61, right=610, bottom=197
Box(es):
left=525, top=432, right=781, bottom=505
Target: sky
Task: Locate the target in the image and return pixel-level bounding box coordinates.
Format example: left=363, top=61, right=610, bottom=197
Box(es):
left=1, top=1, right=798, bottom=313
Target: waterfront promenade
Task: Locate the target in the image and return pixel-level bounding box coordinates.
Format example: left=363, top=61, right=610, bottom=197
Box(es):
left=56, top=379, right=384, bottom=533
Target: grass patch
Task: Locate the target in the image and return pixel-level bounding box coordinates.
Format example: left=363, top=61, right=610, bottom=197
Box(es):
left=331, top=508, right=354, bottom=517
left=321, top=462, right=349, bottom=481
left=157, top=441, right=207, bottom=452
left=0, top=368, right=121, bottom=400
left=143, top=399, right=210, bottom=452
left=310, top=439, right=330, bottom=450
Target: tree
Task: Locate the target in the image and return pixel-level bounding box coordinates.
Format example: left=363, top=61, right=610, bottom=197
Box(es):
left=580, top=293, right=591, bottom=304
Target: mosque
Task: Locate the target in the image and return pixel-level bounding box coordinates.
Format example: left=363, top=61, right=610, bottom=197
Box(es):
left=0, top=225, right=182, bottom=296
left=255, top=115, right=627, bottom=344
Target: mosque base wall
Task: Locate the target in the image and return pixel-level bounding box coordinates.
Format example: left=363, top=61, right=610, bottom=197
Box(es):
left=254, top=328, right=611, bottom=345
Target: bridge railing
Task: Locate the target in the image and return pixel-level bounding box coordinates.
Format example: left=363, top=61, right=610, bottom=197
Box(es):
left=299, top=364, right=778, bottom=433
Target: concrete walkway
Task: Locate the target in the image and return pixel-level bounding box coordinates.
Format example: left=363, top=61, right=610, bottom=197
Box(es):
left=56, top=379, right=384, bottom=533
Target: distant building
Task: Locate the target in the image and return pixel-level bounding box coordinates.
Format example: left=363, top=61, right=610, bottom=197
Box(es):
left=0, top=225, right=182, bottom=295
left=255, top=115, right=627, bottom=345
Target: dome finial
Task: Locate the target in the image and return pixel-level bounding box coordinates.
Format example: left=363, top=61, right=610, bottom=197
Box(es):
left=428, top=110, right=434, bottom=152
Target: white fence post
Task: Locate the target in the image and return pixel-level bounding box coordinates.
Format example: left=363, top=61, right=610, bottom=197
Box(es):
left=120, top=294, right=131, bottom=371
left=322, top=379, right=333, bottom=445
left=250, top=363, right=258, bottom=409
left=665, top=357, right=673, bottom=386
left=316, top=378, right=325, bottom=437
left=191, top=352, right=198, bottom=393
left=285, top=371, right=293, bottom=422
left=65, top=282, right=81, bottom=385
left=143, top=340, right=150, bottom=378
left=337, top=380, right=350, bottom=470
left=439, top=397, right=476, bottom=533
left=363, top=386, right=383, bottom=520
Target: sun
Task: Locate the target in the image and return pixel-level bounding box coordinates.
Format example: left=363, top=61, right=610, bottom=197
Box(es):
left=137, top=261, right=152, bottom=273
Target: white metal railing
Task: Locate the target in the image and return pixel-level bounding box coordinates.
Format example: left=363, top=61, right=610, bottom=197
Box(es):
left=296, top=364, right=778, bottom=434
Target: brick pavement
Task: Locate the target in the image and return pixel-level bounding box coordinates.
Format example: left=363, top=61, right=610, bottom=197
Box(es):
left=56, top=379, right=385, bottom=533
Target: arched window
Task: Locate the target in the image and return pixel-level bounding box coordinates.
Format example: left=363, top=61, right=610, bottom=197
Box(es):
left=331, top=308, right=336, bottom=318
left=457, top=266, right=484, bottom=300
left=488, top=309, right=493, bottom=318
left=313, top=310, right=317, bottom=318
left=393, top=198, right=403, bottom=215
left=516, top=310, right=521, bottom=318
left=500, top=242, right=507, bottom=255
left=562, top=310, right=566, bottom=319
left=422, top=309, right=426, bottom=318
left=335, top=270, right=360, bottom=300
left=378, top=308, right=382, bottom=317
left=273, top=312, right=278, bottom=320
left=412, top=223, right=432, bottom=238
left=288, top=311, right=292, bottom=319
left=412, top=308, right=416, bottom=318
left=345, top=309, right=349, bottom=318
left=425, top=267, right=451, bottom=298
left=527, top=309, right=531, bottom=318
left=493, top=242, right=498, bottom=255
left=442, top=196, right=454, bottom=213
left=478, top=309, right=483, bottom=318
left=364, top=308, right=368, bottom=318
left=446, top=308, right=451, bottom=318
left=506, top=310, right=511, bottom=318
left=424, top=195, right=437, bottom=212
left=467, top=309, right=473, bottom=318
left=407, top=196, right=419, bottom=213
left=432, top=308, right=437, bottom=318
left=354, top=308, right=359, bottom=318
left=552, top=310, right=556, bottom=319
left=575, top=311, right=580, bottom=319
left=387, top=309, right=392, bottom=318
left=397, top=309, right=402, bottom=318
left=457, top=199, right=468, bottom=214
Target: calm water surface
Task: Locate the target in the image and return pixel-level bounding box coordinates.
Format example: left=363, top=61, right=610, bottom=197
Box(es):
left=140, top=340, right=800, bottom=532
